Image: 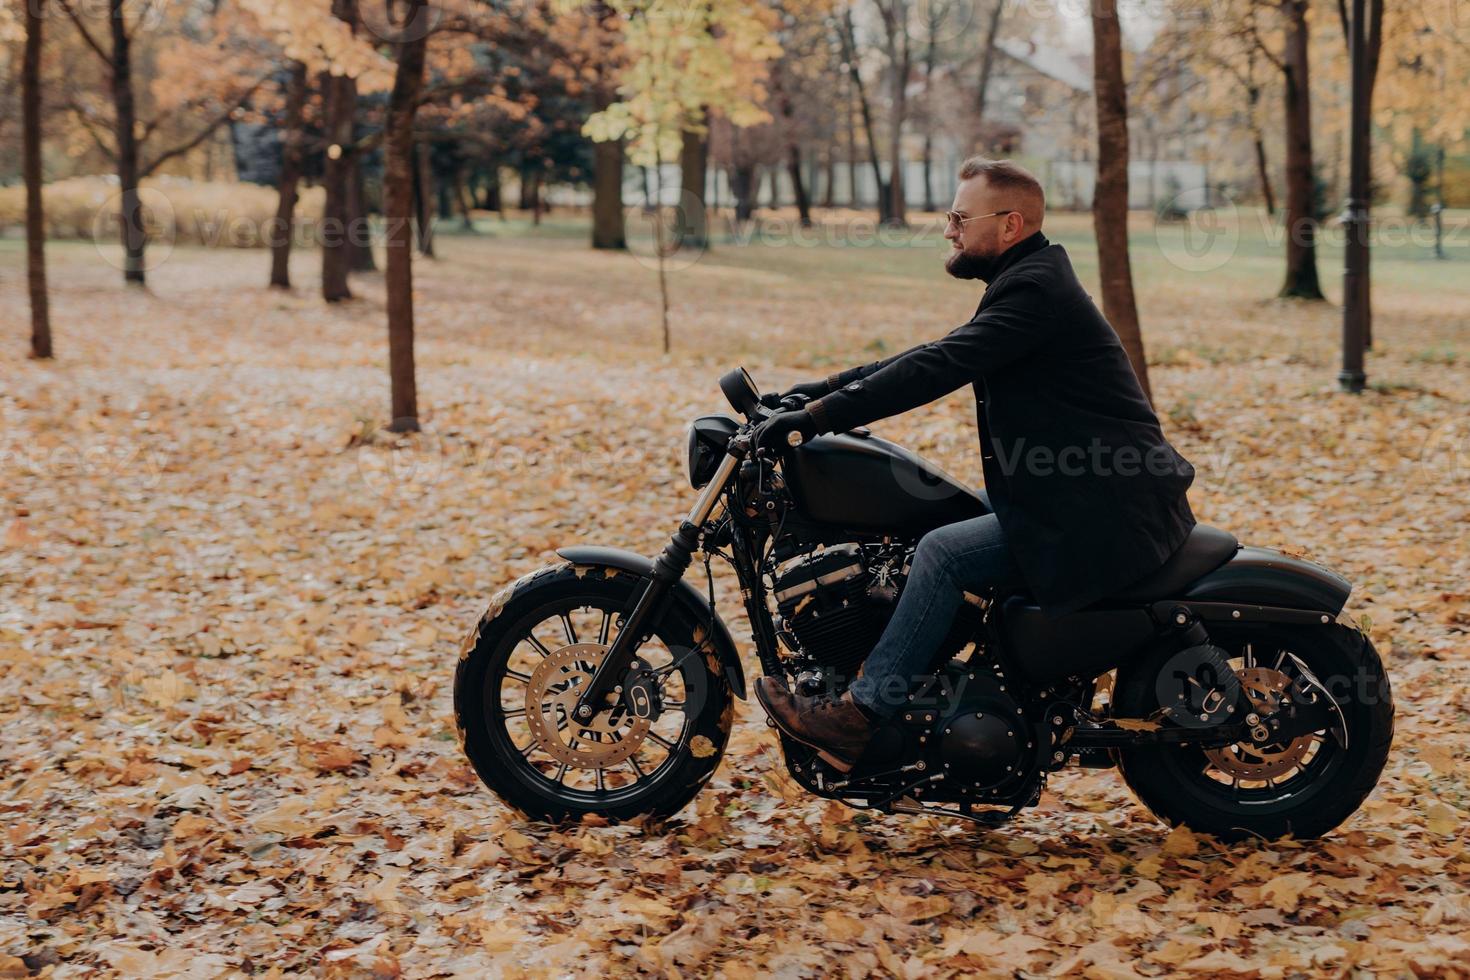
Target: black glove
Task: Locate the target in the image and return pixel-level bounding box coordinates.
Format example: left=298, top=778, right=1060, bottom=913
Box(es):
left=752, top=408, right=818, bottom=452
left=759, top=378, right=832, bottom=410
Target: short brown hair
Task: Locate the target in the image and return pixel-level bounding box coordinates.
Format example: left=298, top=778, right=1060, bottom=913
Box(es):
left=957, top=157, right=1045, bottom=226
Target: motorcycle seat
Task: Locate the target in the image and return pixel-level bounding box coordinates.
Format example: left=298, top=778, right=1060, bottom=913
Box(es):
left=1105, top=524, right=1240, bottom=601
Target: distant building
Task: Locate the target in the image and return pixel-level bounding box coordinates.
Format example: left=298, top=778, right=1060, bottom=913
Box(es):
left=757, top=36, right=1211, bottom=213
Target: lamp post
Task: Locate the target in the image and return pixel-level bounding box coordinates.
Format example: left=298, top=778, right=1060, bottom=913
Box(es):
left=1338, top=0, right=1370, bottom=393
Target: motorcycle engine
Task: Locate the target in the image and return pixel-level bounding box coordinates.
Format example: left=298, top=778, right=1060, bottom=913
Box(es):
left=772, top=545, right=893, bottom=686
left=772, top=544, right=983, bottom=695
left=772, top=546, right=1043, bottom=804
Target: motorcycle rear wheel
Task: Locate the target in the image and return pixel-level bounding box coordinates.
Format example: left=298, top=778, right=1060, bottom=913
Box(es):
left=1114, top=622, right=1392, bottom=842
left=454, top=564, right=732, bottom=823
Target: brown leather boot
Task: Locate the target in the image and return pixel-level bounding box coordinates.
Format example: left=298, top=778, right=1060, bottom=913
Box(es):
left=755, top=676, right=875, bottom=773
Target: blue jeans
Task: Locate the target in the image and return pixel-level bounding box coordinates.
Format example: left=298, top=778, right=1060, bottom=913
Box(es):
left=848, top=509, right=1026, bottom=720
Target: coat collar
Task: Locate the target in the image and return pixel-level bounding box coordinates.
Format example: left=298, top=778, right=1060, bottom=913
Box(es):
left=986, top=230, right=1050, bottom=284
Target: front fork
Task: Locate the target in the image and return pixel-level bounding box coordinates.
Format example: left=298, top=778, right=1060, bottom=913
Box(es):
left=572, top=448, right=745, bottom=722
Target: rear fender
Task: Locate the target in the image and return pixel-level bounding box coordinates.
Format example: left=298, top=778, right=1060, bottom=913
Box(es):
left=556, top=545, right=747, bottom=700
left=1172, top=546, right=1352, bottom=625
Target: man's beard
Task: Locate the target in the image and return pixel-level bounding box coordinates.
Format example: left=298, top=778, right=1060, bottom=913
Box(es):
left=945, top=247, right=1000, bottom=282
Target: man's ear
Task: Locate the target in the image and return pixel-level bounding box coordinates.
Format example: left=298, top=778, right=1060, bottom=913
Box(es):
left=1006, top=211, right=1026, bottom=241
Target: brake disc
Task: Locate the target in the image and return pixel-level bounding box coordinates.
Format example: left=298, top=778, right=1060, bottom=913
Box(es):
left=1203, top=667, right=1316, bottom=780
left=524, top=643, right=650, bottom=769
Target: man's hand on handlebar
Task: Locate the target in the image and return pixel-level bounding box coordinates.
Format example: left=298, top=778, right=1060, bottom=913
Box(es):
left=758, top=379, right=830, bottom=412
left=751, top=408, right=818, bottom=454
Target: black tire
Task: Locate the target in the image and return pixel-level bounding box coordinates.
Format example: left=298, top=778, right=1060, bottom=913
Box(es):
left=454, top=563, right=732, bottom=823
left=1114, top=622, right=1393, bottom=842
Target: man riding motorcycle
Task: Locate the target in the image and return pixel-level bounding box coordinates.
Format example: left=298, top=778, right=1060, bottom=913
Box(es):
left=752, top=158, right=1197, bottom=773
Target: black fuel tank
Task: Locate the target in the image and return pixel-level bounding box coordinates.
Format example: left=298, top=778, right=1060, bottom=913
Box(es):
left=783, top=432, right=988, bottom=535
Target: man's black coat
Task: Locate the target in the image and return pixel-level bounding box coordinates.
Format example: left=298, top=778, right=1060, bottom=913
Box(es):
left=807, top=231, right=1197, bottom=618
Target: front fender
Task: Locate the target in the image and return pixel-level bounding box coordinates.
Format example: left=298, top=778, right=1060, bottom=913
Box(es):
left=556, top=545, right=747, bottom=700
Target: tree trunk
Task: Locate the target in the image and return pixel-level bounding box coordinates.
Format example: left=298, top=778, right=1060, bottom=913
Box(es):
left=320, top=68, right=357, bottom=302
left=1091, top=0, right=1151, bottom=404
left=454, top=166, right=477, bottom=231
left=591, top=139, right=627, bottom=249
left=844, top=71, right=858, bottom=208
left=885, top=38, right=909, bottom=227
left=269, top=60, right=308, bottom=289
left=588, top=0, right=626, bottom=250
left=922, top=16, right=938, bottom=212
left=413, top=140, right=435, bottom=257
left=348, top=158, right=376, bottom=271
left=973, top=0, right=1006, bottom=148
left=321, top=0, right=360, bottom=301
left=383, top=0, right=429, bottom=432
left=437, top=170, right=454, bottom=220
left=840, top=10, right=889, bottom=221
left=678, top=123, right=709, bottom=247
left=24, top=0, right=52, bottom=358
left=775, top=69, right=812, bottom=228
left=109, top=0, right=145, bottom=285
left=481, top=169, right=502, bottom=212
left=922, top=134, right=934, bottom=213
left=1278, top=0, right=1324, bottom=300
left=1253, top=127, right=1276, bottom=217
left=731, top=164, right=757, bottom=223
left=823, top=141, right=837, bottom=209
left=519, top=166, right=538, bottom=210
left=787, top=144, right=812, bottom=227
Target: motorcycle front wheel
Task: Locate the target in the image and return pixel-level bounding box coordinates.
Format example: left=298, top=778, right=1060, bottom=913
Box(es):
left=454, top=563, right=732, bottom=823
left=1113, top=621, right=1393, bottom=842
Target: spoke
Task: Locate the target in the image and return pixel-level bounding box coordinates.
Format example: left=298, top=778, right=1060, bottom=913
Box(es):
left=595, top=767, right=606, bottom=792
left=502, top=707, right=526, bottom=719
left=598, top=610, right=612, bottom=645
left=662, top=700, right=686, bottom=711
left=1272, top=648, right=1287, bottom=671
left=519, top=739, right=541, bottom=759
left=527, top=633, right=555, bottom=658
left=560, top=614, right=578, bottom=646
left=505, top=668, right=532, bottom=683
left=647, top=730, right=676, bottom=751
left=1243, top=642, right=1255, bottom=669
left=554, top=763, right=570, bottom=784
left=627, top=755, right=646, bottom=779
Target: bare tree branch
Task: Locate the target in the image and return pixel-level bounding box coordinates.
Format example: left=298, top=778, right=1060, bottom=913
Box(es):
left=63, top=95, right=117, bottom=159
left=140, top=74, right=270, bottom=177
left=55, top=0, right=112, bottom=66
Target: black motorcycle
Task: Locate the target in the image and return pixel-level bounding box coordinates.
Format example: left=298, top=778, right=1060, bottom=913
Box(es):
left=454, top=368, right=1393, bottom=840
